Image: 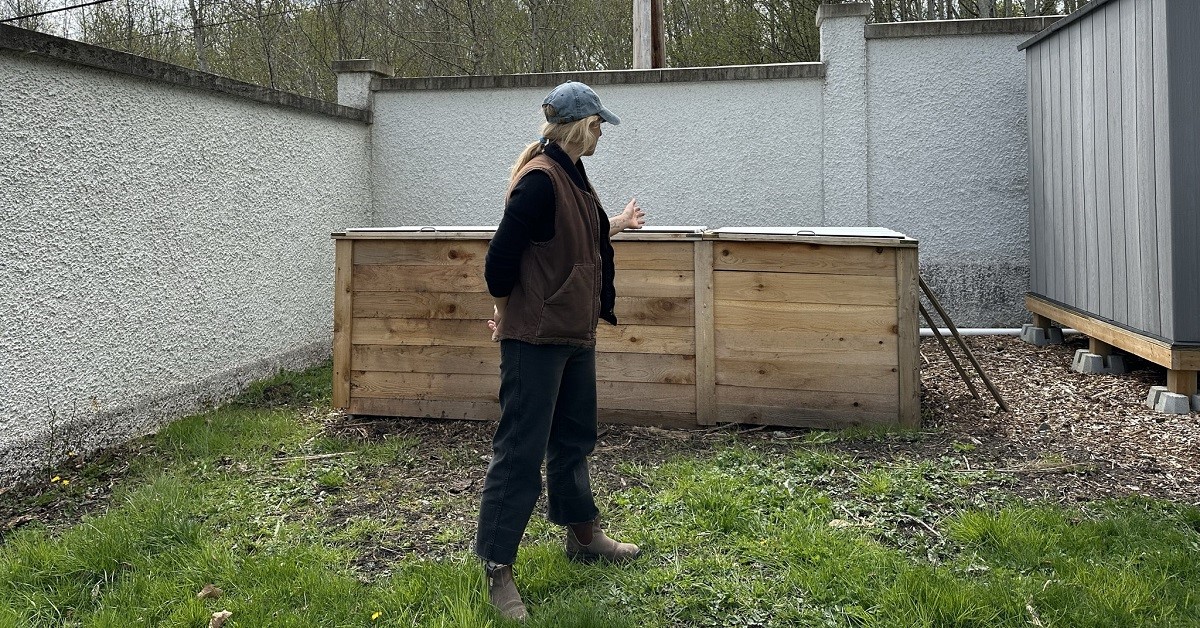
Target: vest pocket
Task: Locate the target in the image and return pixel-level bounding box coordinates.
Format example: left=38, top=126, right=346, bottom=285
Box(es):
left=537, top=263, right=594, bottom=339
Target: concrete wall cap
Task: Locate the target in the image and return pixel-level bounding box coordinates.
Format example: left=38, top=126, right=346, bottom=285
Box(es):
left=332, top=59, right=393, bottom=77
left=374, top=63, right=824, bottom=91
left=816, top=2, right=872, bottom=27
left=0, top=23, right=369, bottom=123
left=866, top=16, right=1064, bottom=39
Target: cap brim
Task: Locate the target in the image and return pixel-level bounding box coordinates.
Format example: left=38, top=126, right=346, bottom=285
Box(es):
left=597, top=107, right=621, bottom=125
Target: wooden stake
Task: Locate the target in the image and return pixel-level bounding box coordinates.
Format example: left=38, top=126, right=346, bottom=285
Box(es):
left=920, top=303, right=981, bottom=400
left=919, top=277, right=1010, bottom=412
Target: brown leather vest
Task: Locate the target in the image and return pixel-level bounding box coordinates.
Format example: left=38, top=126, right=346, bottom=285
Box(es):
left=497, top=154, right=603, bottom=347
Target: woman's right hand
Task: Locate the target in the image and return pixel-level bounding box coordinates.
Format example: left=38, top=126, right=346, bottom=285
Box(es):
left=488, top=304, right=504, bottom=342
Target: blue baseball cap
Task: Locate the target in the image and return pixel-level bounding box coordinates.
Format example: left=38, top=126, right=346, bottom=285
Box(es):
left=542, top=81, right=621, bottom=125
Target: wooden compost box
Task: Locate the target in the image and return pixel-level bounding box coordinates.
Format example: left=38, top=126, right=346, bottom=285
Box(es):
left=332, top=226, right=920, bottom=428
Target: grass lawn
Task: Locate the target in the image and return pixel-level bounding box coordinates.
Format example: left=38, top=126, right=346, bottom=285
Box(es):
left=2, top=360, right=1200, bottom=627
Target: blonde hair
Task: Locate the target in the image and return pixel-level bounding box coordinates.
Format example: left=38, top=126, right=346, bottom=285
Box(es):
left=509, top=110, right=601, bottom=184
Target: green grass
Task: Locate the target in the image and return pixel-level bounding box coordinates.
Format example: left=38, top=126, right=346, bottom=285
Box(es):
left=3, top=361, right=1200, bottom=626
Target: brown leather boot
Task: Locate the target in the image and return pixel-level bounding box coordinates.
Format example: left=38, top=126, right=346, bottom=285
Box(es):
left=565, top=518, right=641, bottom=563
left=485, top=562, right=528, bottom=621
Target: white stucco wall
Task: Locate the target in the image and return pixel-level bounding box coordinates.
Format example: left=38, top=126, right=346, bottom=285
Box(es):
left=867, top=34, right=1033, bottom=326
left=370, top=79, right=825, bottom=228
left=0, top=51, right=372, bottom=481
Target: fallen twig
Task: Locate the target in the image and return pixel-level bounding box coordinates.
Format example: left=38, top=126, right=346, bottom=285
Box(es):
left=898, top=513, right=942, bottom=538
left=271, top=452, right=355, bottom=464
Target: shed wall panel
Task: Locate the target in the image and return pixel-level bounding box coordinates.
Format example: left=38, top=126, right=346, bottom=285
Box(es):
left=1151, top=0, right=1174, bottom=340
left=1104, top=2, right=1129, bottom=323
left=1167, top=0, right=1200, bottom=342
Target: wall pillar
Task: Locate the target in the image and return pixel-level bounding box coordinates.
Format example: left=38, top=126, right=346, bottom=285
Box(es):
left=331, top=59, right=392, bottom=111
left=816, top=3, right=872, bottom=226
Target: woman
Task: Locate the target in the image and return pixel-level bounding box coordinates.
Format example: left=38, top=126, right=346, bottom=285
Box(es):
left=477, top=80, right=646, bottom=620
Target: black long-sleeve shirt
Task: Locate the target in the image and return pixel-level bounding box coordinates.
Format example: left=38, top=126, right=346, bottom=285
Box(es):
left=485, top=143, right=617, bottom=324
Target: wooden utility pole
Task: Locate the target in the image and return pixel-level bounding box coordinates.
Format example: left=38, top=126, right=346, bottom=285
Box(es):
left=633, top=0, right=665, bottom=68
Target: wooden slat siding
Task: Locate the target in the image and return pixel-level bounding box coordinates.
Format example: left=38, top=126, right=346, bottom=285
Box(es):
left=353, top=265, right=488, bottom=292
left=596, top=352, right=696, bottom=384
left=351, top=239, right=487, bottom=265
left=1092, top=9, right=1113, bottom=321
left=597, top=381, right=696, bottom=412
left=717, top=329, right=895, bottom=354
left=694, top=240, right=717, bottom=426
left=353, top=345, right=498, bottom=374
left=353, top=292, right=495, bottom=319
left=1105, top=1, right=1128, bottom=325
left=1167, top=0, right=1200, bottom=342
left=1151, top=0, right=1173, bottom=340
left=1050, top=34, right=1066, bottom=303
left=712, top=242, right=896, bottom=276
left=1032, top=49, right=1041, bottom=297
left=1081, top=18, right=1100, bottom=318
left=717, top=359, right=898, bottom=394
left=351, top=397, right=500, bottom=420
left=1055, top=32, right=1071, bottom=305
left=717, top=386, right=897, bottom=427
left=1040, top=43, right=1056, bottom=299
left=714, top=301, right=896, bottom=334
left=1120, top=0, right=1140, bottom=331
left=614, top=296, right=694, bottom=326
left=596, top=324, right=695, bottom=354
left=614, top=269, right=693, bottom=297
left=713, top=272, right=897, bottom=306
left=1027, top=294, right=1200, bottom=370
left=351, top=371, right=500, bottom=401
left=1134, top=0, right=1160, bottom=337
left=896, top=247, right=920, bottom=427
left=353, top=318, right=494, bottom=347
left=597, top=409, right=698, bottom=429
left=613, top=241, right=693, bottom=270
left=1069, top=22, right=1085, bottom=310
left=333, top=239, right=353, bottom=409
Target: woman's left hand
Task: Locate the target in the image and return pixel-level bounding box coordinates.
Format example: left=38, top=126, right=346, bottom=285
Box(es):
left=617, top=198, right=646, bottom=231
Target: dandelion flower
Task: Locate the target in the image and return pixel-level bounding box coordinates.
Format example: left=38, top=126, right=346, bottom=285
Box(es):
left=371, top=611, right=382, bottom=621
left=61, top=480, right=69, bottom=486
left=51, top=476, right=60, bottom=483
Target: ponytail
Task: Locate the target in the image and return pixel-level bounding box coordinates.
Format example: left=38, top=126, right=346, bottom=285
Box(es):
left=508, top=114, right=602, bottom=185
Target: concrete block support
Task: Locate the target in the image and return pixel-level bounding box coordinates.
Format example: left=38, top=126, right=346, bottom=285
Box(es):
left=332, top=59, right=393, bottom=111
left=817, top=2, right=871, bottom=226
left=1192, top=394, right=1200, bottom=412
left=1146, top=386, right=1192, bottom=415
left=1070, top=348, right=1126, bottom=375
left=1020, top=323, right=1063, bottom=346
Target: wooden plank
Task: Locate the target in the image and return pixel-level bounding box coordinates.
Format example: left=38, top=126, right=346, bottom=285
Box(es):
left=352, top=318, right=494, bottom=347
left=716, top=358, right=898, bottom=394
left=1106, top=1, right=1128, bottom=324
left=1040, top=43, right=1056, bottom=299
left=713, top=270, right=897, bottom=306
left=596, top=324, right=695, bottom=355
left=1092, top=10, right=1114, bottom=321
left=1028, top=47, right=1040, bottom=296
left=596, top=352, right=695, bottom=384
left=614, top=296, right=694, bottom=326
left=350, top=397, right=500, bottom=420
left=1049, top=35, right=1065, bottom=302
left=613, top=241, right=694, bottom=270
left=717, top=329, right=896, bottom=354
left=598, top=409, right=697, bottom=429
left=1057, top=31, right=1073, bottom=305
left=1134, top=0, right=1161, bottom=336
left=351, top=371, right=500, bottom=401
left=1032, top=313, right=1053, bottom=330
left=896, top=248, right=920, bottom=428
left=714, top=301, right=897, bottom=334
left=351, top=344, right=499, bottom=375
left=708, top=234, right=916, bottom=249
left=1167, top=370, right=1198, bottom=397
left=712, top=241, right=896, bottom=276
left=1026, top=294, right=1200, bottom=370
left=614, top=269, right=693, bottom=297
left=694, top=240, right=717, bottom=426
left=353, top=265, right=488, bottom=293
left=716, top=343, right=895, bottom=364
left=333, top=239, right=354, bottom=409
left=597, top=381, right=695, bottom=412
left=717, top=385, right=897, bottom=427
left=351, top=239, right=488, bottom=266
left=353, top=291, right=495, bottom=319
left=1088, top=337, right=1112, bottom=356
left=1068, top=23, right=1083, bottom=309
left=1165, top=0, right=1200, bottom=343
